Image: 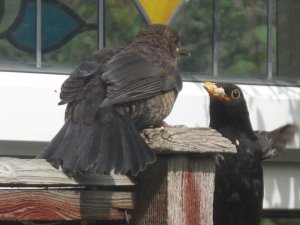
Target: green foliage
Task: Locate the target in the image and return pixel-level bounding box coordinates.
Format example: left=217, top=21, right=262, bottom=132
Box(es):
left=171, top=0, right=271, bottom=76
left=172, top=0, right=213, bottom=73
left=105, top=0, right=145, bottom=47
left=43, top=31, right=98, bottom=66
left=0, top=40, right=35, bottom=63
left=261, top=218, right=300, bottom=225
left=261, top=218, right=277, bottom=225
left=216, top=0, right=268, bottom=76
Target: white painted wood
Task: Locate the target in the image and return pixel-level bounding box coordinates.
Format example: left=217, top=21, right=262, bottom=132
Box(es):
left=0, top=71, right=299, bottom=147
left=263, top=162, right=300, bottom=209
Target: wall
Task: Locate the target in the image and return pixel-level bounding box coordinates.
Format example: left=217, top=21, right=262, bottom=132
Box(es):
left=0, top=71, right=300, bottom=209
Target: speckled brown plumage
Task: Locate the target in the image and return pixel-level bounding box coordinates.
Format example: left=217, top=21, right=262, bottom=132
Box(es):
left=37, top=24, right=188, bottom=176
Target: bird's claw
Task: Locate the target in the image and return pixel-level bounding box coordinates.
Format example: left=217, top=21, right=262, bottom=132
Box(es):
left=214, top=154, right=225, bottom=165
left=142, top=126, right=172, bottom=141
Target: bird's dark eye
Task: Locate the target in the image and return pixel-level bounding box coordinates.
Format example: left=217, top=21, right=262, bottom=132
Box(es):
left=171, top=36, right=179, bottom=45
left=231, top=89, right=240, bottom=99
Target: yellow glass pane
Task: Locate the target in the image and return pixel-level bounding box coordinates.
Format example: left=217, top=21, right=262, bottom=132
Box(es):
left=138, top=0, right=184, bottom=24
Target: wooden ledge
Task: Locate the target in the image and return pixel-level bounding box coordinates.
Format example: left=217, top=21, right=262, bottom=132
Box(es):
left=142, top=127, right=236, bottom=155
left=0, top=157, right=133, bottom=187
left=0, top=127, right=236, bottom=187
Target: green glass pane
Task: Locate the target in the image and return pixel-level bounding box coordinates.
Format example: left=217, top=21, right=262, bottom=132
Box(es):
left=43, top=30, right=97, bottom=68
left=277, top=0, right=300, bottom=78
left=43, top=0, right=97, bottom=68
left=172, top=0, right=212, bottom=74
left=41, top=1, right=82, bottom=51
left=10, top=0, right=36, bottom=51
left=0, top=39, right=35, bottom=64
left=218, top=0, right=268, bottom=77
left=261, top=218, right=300, bottom=225
left=0, top=1, right=35, bottom=66
left=0, top=0, right=22, bottom=34
left=105, top=0, right=145, bottom=47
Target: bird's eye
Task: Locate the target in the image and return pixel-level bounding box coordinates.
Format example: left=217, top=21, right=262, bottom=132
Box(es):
left=231, top=89, right=240, bottom=99
left=172, top=36, right=179, bottom=45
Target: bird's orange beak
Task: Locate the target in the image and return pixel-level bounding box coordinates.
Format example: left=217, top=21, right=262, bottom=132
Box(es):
left=203, top=81, right=230, bottom=101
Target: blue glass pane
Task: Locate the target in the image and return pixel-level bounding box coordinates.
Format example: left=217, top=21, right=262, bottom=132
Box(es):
left=9, top=0, right=83, bottom=52
left=10, top=0, right=36, bottom=51
left=43, top=0, right=98, bottom=66
left=41, top=1, right=82, bottom=50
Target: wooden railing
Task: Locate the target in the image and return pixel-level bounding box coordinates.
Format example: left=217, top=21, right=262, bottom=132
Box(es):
left=0, top=127, right=236, bottom=225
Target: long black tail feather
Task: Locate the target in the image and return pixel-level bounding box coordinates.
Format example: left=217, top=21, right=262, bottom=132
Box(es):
left=37, top=115, right=156, bottom=176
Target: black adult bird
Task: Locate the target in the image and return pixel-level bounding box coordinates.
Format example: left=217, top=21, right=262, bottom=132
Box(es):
left=37, top=24, right=189, bottom=176
left=203, top=82, right=297, bottom=225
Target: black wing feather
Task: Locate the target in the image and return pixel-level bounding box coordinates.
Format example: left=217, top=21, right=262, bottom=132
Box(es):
left=255, top=124, right=298, bottom=160
left=59, top=48, right=120, bottom=105
left=101, top=47, right=180, bottom=107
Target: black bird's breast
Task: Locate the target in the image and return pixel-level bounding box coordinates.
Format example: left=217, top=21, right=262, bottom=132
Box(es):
left=115, top=90, right=177, bottom=129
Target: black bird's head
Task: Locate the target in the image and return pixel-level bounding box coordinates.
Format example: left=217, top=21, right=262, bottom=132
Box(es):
left=134, top=24, right=190, bottom=59
left=204, top=81, right=255, bottom=138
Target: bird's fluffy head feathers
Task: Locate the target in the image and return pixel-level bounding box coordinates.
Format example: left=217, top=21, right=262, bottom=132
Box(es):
left=134, top=24, right=189, bottom=58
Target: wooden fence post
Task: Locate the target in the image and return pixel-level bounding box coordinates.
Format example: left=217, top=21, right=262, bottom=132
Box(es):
left=133, top=127, right=236, bottom=225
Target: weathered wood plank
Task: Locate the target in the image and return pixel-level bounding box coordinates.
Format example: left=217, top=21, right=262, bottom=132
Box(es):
left=0, top=127, right=236, bottom=223
left=131, top=127, right=236, bottom=225
left=142, top=127, right=236, bottom=154
left=0, top=127, right=235, bottom=187
left=168, top=157, right=214, bottom=225
left=132, top=156, right=215, bottom=225
left=0, top=190, right=133, bottom=221
left=0, top=157, right=133, bottom=186
left=132, top=158, right=168, bottom=225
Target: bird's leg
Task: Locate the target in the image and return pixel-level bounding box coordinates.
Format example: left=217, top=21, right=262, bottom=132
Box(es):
left=214, top=154, right=225, bottom=166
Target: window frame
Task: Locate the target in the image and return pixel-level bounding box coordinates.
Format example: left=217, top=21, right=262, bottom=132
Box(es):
left=0, top=0, right=299, bottom=86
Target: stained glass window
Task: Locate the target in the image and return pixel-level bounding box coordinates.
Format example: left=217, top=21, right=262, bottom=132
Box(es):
left=105, top=0, right=145, bottom=48
left=0, top=0, right=299, bottom=83
left=42, top=0, right=98, bottom=67
left=217, top=0, right=268, bottom=77
left=172, top=0, right=212, bottom=75
left=0, top=0, right=36, bottom=65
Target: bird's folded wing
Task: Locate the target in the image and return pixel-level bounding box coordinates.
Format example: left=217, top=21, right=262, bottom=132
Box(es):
left=101, top=50, right=181, bottom=107
left=59, top=48, right=120, bottom=105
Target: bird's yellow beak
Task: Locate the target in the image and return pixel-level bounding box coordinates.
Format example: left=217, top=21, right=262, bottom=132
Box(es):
left=203, top=81, right=230, bottom=101
left=176, top=47, right=190, bottom=56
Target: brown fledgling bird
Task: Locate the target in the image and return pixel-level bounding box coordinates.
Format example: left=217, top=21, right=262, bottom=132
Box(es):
left=37, top=24, right=189, bottom=176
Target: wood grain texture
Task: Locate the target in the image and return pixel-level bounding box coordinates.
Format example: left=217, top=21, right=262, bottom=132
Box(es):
left=132, top=158, right=168, bottom=225
left=0, top=127, right=236, bottom=223
left=168, top=157, right=215, bottom=225
left=0, top=190, right=133, bottom=221
left=132, top=156, right=215, bottom=225
left=142, top=127, right=236, bottom=154
left=0, top=157, right=133, bottom=186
